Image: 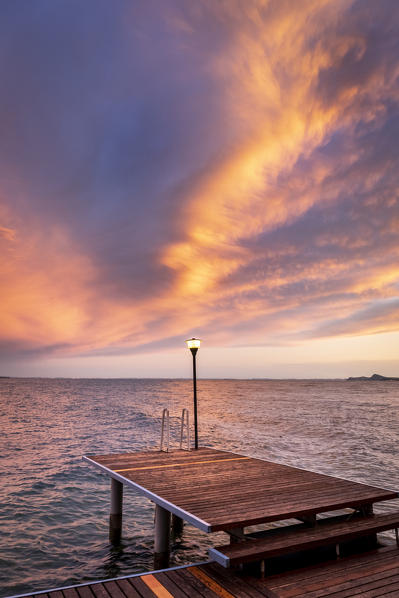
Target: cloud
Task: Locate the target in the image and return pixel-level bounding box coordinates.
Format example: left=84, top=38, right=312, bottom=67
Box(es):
left=0, top=0, right=398, bottom=365
left=307, top=298, right=399, bottom=338
left=0, top=226, right=15, bottom=241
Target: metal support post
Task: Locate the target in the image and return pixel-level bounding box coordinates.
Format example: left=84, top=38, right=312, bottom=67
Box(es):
left=109, top=478, right=123, bottom=544
left=228, top=527, right=245, bottom=544
left=299, top=514, right=317, bottom=527
left=360, top=504, right=374, bottom=516
left=154, top=504, right=171, bottom=569
left=171, top=513, right=184, bottom=539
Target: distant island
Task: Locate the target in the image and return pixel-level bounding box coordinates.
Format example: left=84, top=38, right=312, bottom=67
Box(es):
left=347, top=373, right=399, bottom=381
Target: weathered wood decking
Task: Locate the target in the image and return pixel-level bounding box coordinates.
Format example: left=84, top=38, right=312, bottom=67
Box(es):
left=84, top=448, right=397, bottom=532
left=7, top=449, right=399, bottom=598
left=261, top=546, right=399, bottom=597
left=10, top=546, right=399, bottom=598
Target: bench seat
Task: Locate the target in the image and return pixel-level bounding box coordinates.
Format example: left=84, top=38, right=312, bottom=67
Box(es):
left=209, top=512, right=399, bottom=567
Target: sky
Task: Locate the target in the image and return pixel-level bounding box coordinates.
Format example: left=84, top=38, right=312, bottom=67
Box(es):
left=0, top=0, right=398, bottom=379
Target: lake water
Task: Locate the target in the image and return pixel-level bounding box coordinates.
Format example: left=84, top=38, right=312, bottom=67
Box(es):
left=1, top=377, right=399, bottom=597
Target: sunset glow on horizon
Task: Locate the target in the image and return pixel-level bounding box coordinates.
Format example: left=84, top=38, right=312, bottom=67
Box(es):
left=0, top=0, right=398, bottom=378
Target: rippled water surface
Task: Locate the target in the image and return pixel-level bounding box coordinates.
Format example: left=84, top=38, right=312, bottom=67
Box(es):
left=1, top=377, right=399, bottom=597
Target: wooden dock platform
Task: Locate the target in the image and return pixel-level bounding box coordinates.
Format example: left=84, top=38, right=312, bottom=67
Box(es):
left=84, top=448, right=397, bottom=532
left=9, top=546, right=399, bottom=597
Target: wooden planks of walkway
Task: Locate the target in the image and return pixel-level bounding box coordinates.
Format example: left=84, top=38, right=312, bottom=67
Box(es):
left=84, top=448, right=398, bottom=532
left=10, top=546, right=399, bottom=598
left=257, top=546, right=399, bottom=597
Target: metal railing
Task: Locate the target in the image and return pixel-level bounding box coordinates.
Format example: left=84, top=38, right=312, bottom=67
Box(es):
left=160, top=408, right=191, bottom=451
left=180, top=408, right=190, bottom=451
left=160, top=408, right=170, bottom=452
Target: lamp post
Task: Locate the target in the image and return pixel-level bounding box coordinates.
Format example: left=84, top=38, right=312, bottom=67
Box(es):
left=185, top=338, right=201, bottom=449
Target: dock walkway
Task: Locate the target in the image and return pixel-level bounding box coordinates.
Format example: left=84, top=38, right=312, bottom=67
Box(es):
left=9, top=546, right=399, bottom=598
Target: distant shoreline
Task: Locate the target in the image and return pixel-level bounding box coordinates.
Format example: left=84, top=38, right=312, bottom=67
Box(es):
left=347, top=373, right=399, bottom=381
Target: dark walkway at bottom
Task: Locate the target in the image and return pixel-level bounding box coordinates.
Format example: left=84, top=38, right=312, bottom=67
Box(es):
left=18, top=546, right=399, bottom=598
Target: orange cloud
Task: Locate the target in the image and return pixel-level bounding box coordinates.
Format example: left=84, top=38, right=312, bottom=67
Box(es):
left=0, top=0, right=398, bottom=366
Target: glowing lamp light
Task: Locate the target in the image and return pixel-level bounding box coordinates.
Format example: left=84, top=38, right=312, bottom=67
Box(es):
left=185, top=337, right=202, bottom=449
left=185, top=338, right=201, bottom=351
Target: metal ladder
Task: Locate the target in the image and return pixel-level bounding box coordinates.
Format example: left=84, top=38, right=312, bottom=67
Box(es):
left=180, top=408, right=190, bottom=451
left=160, top=408, right=170, bottom=452
left=160, top=408, right=190, bottom=451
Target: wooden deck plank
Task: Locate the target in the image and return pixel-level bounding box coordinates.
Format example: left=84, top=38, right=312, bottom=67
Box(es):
left=289, top=575, right=399, bottom=598
left=88, top=583, right=110, bottom=598
left=114, top=461, right=363, bottom=485
left=76, top=586, right=94, bottom=598
left=188, top=566, right=239, bottom=597
left=253, top=548, right=399, bottom=597
left=137, top=480, right=383, bottom=500
left=140, top=574, right=177, bottom=597
left=126, top=575, right=158, bottom=598
left=270, top=566, right=399, bottom=597
left=266, top=550, right=399, bottom=590
left=121, top=468, right=330, bottom=492
left=173, top=489, right=388, bottom=516
left=161, top=570, right=206, bottom=598
left=153, top=571, right=192, bottom=598
left=95, top=581, right=124, bottom=598
left=156, top=476, right=387, bottom=499
left=84, top=449, right=397, bottom=533
left=163, top=569, right=211, bottom=597
left=195, top=491, right=396, bottom=531
left=140, top=481, right=362, bottom=504
left=295, top=572, right=399, bottom=598
left=114, top=579, right=143, bottom=598
left=166, top=567, right=221, bottom=597
left=89, top=449, right=233, bottom=470
left=200, top=563, right=276, bottom=598
left=114, top=457, right=251, bottom=474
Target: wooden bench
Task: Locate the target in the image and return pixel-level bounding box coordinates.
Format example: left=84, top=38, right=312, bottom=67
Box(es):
left=209, top=512, right=399, bottom=567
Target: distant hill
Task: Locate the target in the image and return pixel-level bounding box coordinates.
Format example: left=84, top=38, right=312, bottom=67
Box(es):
left=347, top=373, right=399, bottom=381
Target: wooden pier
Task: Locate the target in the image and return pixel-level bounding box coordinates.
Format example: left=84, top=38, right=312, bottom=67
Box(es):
left=6, top=447, right=399, bottom=598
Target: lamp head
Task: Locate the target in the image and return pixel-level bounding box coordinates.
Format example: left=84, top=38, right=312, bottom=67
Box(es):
left=185, top=337, right=201, bottom=355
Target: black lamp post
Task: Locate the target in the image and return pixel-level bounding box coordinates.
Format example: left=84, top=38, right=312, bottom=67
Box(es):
left=185, top=338, right=201, bottom=449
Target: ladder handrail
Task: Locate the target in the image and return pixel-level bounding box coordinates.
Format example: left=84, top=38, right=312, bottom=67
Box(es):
left=180, top=408, right=190, bottom=451
left=160, top=408, right=170, bottom=452
left=160, top=408, right=190, bottom=451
